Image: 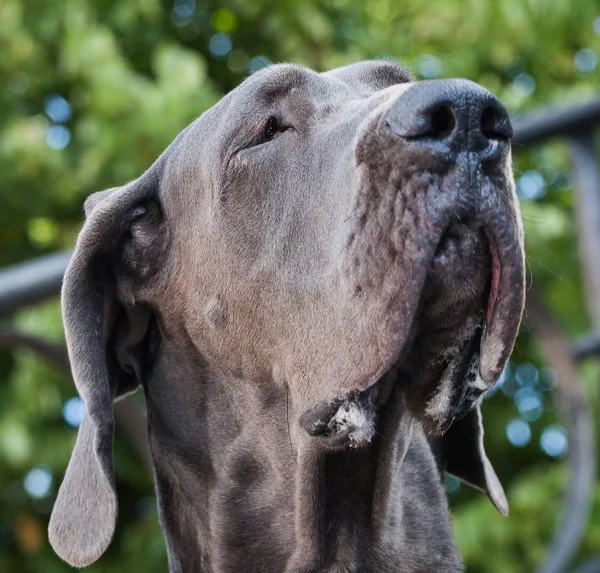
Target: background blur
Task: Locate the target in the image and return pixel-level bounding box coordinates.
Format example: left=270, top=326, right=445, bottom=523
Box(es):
left=1, top=0, right=600, bottom=571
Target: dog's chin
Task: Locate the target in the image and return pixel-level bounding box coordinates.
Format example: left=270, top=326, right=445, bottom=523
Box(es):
left=410, top=327, right=486, bottom=436
left=300, top=219, right=497, bottom=448
left=395, top=218, right=494, bottom=435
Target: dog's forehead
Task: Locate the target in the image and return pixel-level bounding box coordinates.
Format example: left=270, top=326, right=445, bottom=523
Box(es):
left=320, top=60, right=413, bottom=91
left=244, top=60, right=412, bottom=100
left=210, top=60, right=412, bottom=117
left=161, top=60, right=413, bottom=204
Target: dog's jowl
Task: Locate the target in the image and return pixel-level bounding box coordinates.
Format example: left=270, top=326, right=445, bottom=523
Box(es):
left=49, top=61, right=525, bottom=572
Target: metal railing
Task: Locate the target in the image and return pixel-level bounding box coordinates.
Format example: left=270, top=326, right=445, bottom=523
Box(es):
left=1, top=96, right=600, bottom=573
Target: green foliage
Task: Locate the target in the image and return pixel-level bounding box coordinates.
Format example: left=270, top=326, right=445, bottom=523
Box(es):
left=454, top=463, right=600, bottom=573
left=1, top=0, right=600, bottom=570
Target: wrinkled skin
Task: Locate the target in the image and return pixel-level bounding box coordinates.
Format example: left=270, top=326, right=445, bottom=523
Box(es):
left=48, top=61, right=525, bottom=573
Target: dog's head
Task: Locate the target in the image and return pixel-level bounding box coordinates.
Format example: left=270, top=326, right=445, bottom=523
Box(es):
left=49, top=61, right=525, bottom=566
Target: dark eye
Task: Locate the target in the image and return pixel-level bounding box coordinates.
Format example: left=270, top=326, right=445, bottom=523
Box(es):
left=262, top=115, right=289, bottom=142
left=130, top=205, right=147, bottom=222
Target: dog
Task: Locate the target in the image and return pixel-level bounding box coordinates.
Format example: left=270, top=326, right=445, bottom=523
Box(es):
left=48, top=60, right=525, bottom=572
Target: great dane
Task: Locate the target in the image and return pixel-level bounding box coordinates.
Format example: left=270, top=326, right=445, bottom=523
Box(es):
left=49, top=60, right=525, bottom=572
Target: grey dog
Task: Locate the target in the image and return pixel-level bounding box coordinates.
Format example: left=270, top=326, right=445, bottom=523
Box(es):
left=48, top=60, right=525, bottom=572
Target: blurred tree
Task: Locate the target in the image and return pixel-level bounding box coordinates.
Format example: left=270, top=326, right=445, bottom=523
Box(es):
left=1, top=0, right=600, bottom=571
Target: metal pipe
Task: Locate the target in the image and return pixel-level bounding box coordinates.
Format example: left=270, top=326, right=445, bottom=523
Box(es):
left=571, top=132, right=600, bottom=329
left=512, top=97, right=600, bottom=147
left=570, top=557, right=600, bottom=573
left=0, top=250, right=71, bottom=316
left=572, top=334, right=600, bottom=361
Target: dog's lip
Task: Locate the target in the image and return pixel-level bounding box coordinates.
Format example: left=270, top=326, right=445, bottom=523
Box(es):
left=486, top=237, right=501, bottom=327
left=426, top=214, right=522, bottom=389
left=477, top=210, right=526, bottom=385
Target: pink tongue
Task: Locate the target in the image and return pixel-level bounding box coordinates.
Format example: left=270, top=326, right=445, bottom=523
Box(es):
left=486, top=239, right=501, bottom=326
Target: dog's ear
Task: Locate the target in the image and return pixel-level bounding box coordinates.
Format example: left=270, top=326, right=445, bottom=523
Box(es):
left=438, top=405, right=508, bottom=515
left=49, top=174, right=168, bottom=567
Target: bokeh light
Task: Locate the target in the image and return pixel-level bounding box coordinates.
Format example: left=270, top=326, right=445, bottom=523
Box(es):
left=517, top=170, right=545, bottom=201
left=574, top=49, right=598, bottom=74
left=172, top=0, right=196, bottom=26
left=27, top=217, right=60, bottom=248
left=45, top=125, right=71, bottom=150
left=515, top=362, right=539, bottom=387
left=514, top=387, right=543, bottom=422
left=212, top=9, right=237, bottom=34
left=23, top=467, right=52, bottom=499
left=44, top=95, right=72, bottom=123
left=209, top=33, right=232, bottom=58
left=62, top=396, right=85, bottom=428
left=540, top=425, right=568, bottom=457
left=506, top=419, right=531, bottom=447
left=512, top=72, right=536, bottom=98
left=501, top=367, right=520, bottom=398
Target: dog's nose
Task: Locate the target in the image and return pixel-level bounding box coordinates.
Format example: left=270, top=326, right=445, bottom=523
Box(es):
left=382, top=79, right=512, bottom=160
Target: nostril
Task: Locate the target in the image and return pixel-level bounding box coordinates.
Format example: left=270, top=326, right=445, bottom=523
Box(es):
left=481, top=105, right=512, bottom=140
left=429, top=105, right=456, bottom=139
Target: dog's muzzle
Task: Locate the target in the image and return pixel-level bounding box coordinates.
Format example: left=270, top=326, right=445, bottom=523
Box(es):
left=300, top=79, right=524, bottom=448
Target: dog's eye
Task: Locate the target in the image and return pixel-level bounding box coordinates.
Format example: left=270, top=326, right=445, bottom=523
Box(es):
left=262, top=116, right=290, bottom=142
left=130, top=205, right=147, bottom=222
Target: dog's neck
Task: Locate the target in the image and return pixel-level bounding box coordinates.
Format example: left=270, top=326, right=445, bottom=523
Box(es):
left=143, top=338, right=461, bottom=573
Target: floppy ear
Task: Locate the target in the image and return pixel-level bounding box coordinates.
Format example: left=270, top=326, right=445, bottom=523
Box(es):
left=49, top=174, right=167, bottom=567
left=437, top=405, right=508, bottom=515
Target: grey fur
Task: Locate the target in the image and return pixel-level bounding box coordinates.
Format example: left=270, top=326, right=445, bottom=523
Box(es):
left=49, top=61, right=525, bottom=572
